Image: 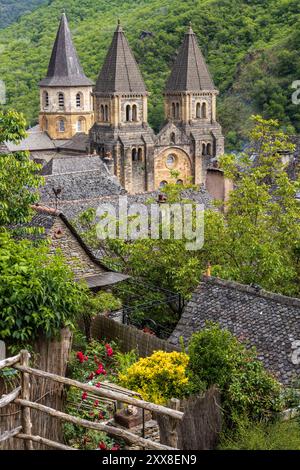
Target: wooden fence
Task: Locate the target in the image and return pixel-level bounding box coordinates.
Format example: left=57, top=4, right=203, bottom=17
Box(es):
left=0, top=350, right=184, bottom=451
left=91, top=315, right=181, bottom=358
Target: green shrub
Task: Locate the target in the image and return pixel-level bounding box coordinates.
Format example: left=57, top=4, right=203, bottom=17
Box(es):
left=119, top=350, right=190, bottom=404
left=0, top=232, right=88, bottom=344
left=220, top=419, right=300, bottom=450
left=188, top=323, right=283, bottom=425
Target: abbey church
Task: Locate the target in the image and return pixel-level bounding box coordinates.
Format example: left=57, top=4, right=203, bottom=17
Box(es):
left=36, top=14, right=224, bottom=195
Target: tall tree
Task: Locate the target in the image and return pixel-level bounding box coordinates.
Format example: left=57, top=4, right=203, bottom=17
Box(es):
left=0, top=110, right=42, bottom=227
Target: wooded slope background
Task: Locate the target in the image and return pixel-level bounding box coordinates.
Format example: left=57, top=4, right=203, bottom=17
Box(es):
left=0, top=0, right=299, bottom=149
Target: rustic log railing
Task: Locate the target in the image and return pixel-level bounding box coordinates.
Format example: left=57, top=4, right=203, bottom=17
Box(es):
left=0, top=350, right=184, bottom=451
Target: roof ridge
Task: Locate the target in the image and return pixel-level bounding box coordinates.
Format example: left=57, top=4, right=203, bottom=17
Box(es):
left=202, top=275, right=300, bottom=308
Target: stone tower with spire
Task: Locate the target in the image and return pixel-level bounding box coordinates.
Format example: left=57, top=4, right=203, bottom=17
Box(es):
left=90, top=21, right=155, bottom=193
left=39, top=13, right=94, bottom=140
left=154, top=25, right=224, bottom=188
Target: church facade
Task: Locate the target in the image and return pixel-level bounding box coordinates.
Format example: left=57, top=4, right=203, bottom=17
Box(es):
left=39, top=15, right=224, bottom=194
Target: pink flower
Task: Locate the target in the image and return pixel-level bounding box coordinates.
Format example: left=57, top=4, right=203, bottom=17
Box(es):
left=82, top=392, right=88, bottom=400
left=95, top=382, right=101, bottom=388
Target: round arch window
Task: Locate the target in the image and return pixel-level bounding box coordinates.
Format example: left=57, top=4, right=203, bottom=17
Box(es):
left=176, top=179, right=183, bottom=185
left=166, top=154, right=176, bottom=169
left=159, top=181, right=168, bottom=189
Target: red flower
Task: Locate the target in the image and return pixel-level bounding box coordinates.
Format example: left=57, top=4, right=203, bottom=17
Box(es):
left=105, top=344, right=114, bottom=357
left=82, top=392, right=88, bottom=400
left=98, top=411, right=104, bottom=420
left=111, top=444, right=120, bottom=451
left=88, top=372, right=95, bottom=380
left=95, top=382, right=101, bottom=388
left=89, top=411, right=94, bottom=417
left=94, top=400, right=99, bottom=407
left=95, top=364, right=106, bottom=375
left=99, top=442, right=107, bottom=450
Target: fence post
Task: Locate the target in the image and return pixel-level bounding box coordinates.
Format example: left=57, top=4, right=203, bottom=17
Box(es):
left=20, top=350, right=33, bottom=450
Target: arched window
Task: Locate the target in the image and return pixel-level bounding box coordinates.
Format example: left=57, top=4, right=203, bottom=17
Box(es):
left=76, top=117, right=86, bottom=133
left=105, top=105, right=109, bottom=122
left=171, top=103, right=176, bottom=119
left=100, top=105, right=105, bottom=121
left=166, top=154, right=176, bottom=169
left=132, top=148, right=138, bottom=161
left=159, top=181, right=168, bottom=189
left=76, top=92, right=83, bottom=108
left=132, top=104, right=138, bottom=122
left=207, top=143, right=212, bottom=156
left=201, top=102, right=207, bottom=119
left=138, top=148, right=143, bottom=161
left=176, top=103, right=180, bottom=119
left=196, top=102, right=201, bottom=118
left=177, top=179, right=183, bottom=185
left=43, top=91, right=49, bottom=108
left=57, top=119, right=66, bottom=133
left=58, top=92, right=65, bottom=109
left=202, top=143, right=207, bottom=155
left=126, top=105, right=131, bottom=122
left=170, top=132, right=175, bottom=144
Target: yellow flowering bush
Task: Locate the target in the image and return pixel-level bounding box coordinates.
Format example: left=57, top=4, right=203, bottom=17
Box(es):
left=119, top=350, right=189, bottom=404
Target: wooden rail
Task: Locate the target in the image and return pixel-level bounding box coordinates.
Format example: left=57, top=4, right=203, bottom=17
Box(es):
left=0, top=350, right=182, bottom=450
left=14, top=364, right=183, bottom=420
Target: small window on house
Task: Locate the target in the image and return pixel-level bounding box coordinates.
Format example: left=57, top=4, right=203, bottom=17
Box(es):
left=196, top=102, right=201, bottom=118
left=201, top=102, right=207, bottom=119
left=166, top=154, right=176, bottom=169
left=58, top=92, right=65, bottom=109
left=159, top=181, right=168, bottom=188
left=76, top=93, right=82, bottom=108
left=132, top=104, right=138, bottom=122
left=170, top=132, right=175, bottom=144
left=138, top=148, right=143, bottom=161
left=126, top=104, right=131, bottom=122
left=43, top=91, right=49, bottom=108
left=132, top=148, right=138, bottom=161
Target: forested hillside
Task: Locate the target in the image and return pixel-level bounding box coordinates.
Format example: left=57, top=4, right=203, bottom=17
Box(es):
left=0, top=0, right=299, bottom=149
left=0, top=0, right=48, bottom=29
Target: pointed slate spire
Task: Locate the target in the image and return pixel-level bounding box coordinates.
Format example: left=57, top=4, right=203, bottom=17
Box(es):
left=95, top=21, right=147, bottom=94
left=40, top=13, right=93, bottom=87
left=165, top=25, right=215, bottom=92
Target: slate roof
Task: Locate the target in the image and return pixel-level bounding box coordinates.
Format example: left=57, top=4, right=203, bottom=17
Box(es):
left=165, top=25, right=215, bottom=92
left=169, top=276, right=300, bottom=385
left=95, top=21, right=147, bottom=94
left=5, top=125, right=56, bottom=152
left=28, top=205, right=130, bottom=287
left=41, top=154, right=103, bottom=176
left=40, top=13, right=93, bottom=87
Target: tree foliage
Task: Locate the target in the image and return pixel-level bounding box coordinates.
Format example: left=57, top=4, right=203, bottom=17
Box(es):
left=0, top=109, right=42, bottom=227
left=0, top=0, right=299, bottom=148
left=0, top=231, right=89, bottom=343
